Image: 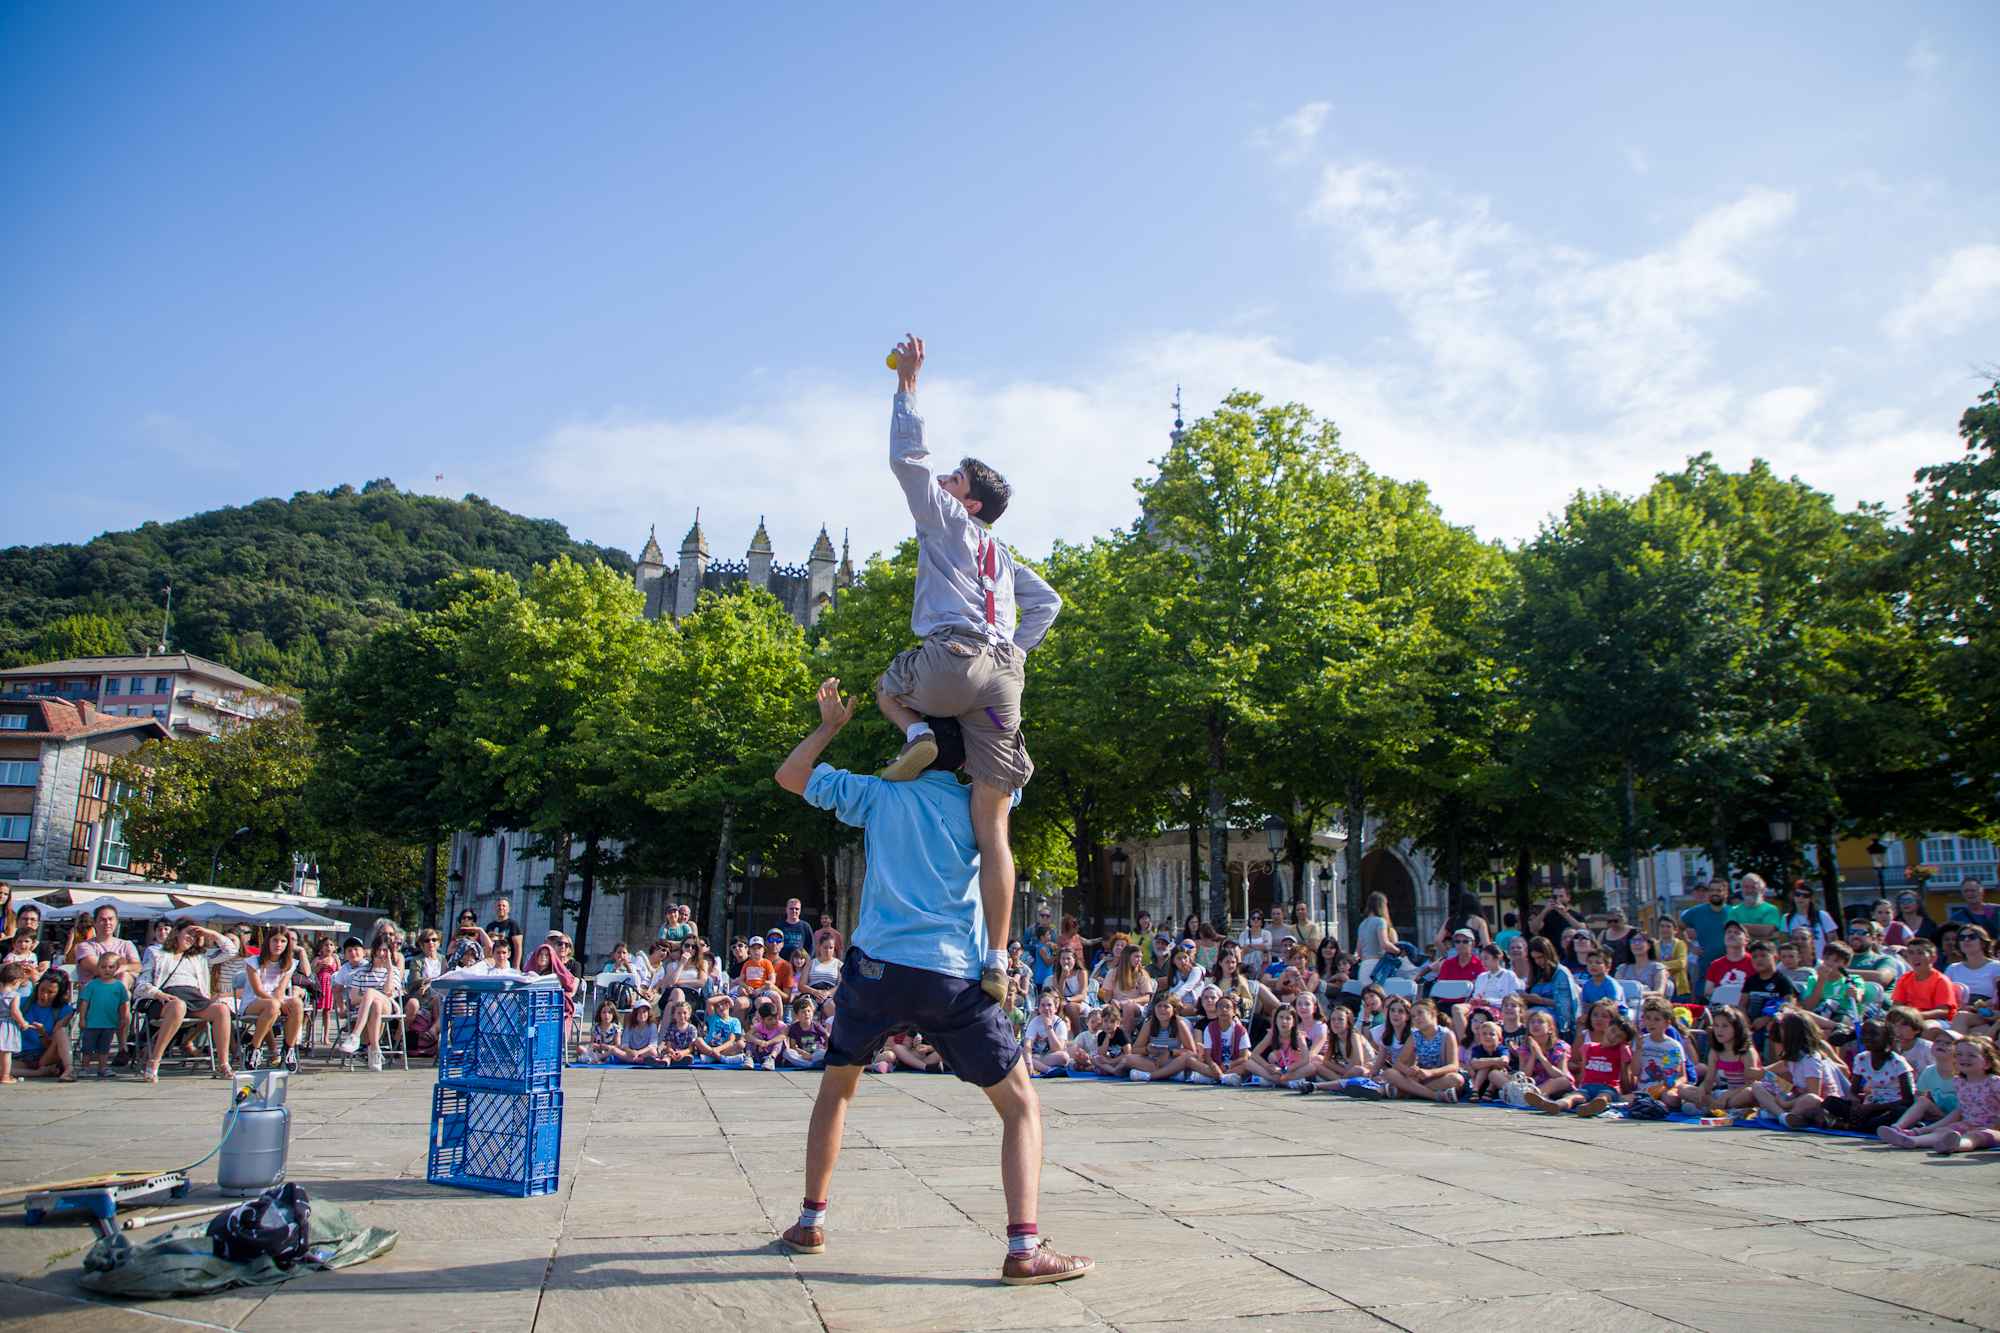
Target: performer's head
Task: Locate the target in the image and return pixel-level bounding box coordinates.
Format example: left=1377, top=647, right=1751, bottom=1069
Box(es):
left=923, top=715, right=968, bottom=773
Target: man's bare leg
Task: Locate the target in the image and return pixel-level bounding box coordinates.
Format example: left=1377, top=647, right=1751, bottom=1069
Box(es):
left=971, top=783, right=1015, bottom=1000
left=785, top=1063, right=864, bottom=1253
left=983, top=1059, right=1091, bottom=1283
left=875, top=688, right=937, bottom=780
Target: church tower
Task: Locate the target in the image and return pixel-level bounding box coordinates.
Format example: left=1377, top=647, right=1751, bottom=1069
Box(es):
left=634, top=525, right=665, bottom=618
left=747, top=516, right=774, bottom=591
left=807, top=524, right=837, bottom=624
left=675, top=512, right=709, bottom=619
left=837, top=528, right=856, bottom=592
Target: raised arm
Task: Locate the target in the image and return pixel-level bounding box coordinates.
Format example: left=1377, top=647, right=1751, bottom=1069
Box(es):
left=774, top=678, right=858, bottom=795
left=889, top=335, right=953, bottom=534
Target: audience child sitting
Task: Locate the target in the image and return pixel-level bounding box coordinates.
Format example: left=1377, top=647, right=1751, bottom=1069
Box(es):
left=784, top=995, right=828, bottom=1069
left=1516, top=1008, right=1575, bottom=1110
left=1776, top=940, right=1816, bottom=993
left=1889, top=1006, right=1936, bottom=1076
left=1704, top=922, right=1754, bottom=998
left=1459, top=944, right=1523, bottom=1034
left=1635, top=998, right=1695, bottom=1112
left=1460, top=1018, right=1514, bottom=1102
left=1753, top=1011, right=1851, bottom=1128
left=1370, top=996, right=1416, bottom=1083
left=1740, top=941, right=1799, bottom=1043
left=698, top=993, right=746, bottom=1065
left=1880, top=1034, right=2000, bottom=1153
left=1891, top=938, right=1957, bottom=1025
left=1024, top=992, right=1072, bottom=1076
left=746, top=998, right=789, bottom=1070
left=887, top=1030, right=944, bottom=1072
left=655, top=1000, right=698, bottom=1067
left=1386, top=999, right=1465, bottom=1103
left=1189, top=993, right=1249, bottom=1085
left=1123, top=993, right=1198, bottom=1083
left=1684, top=1004, right=1762, bottom=1114
left=1241, top=1001, right=1310, bottom=1088
left=1301, top=1000, right=1375, bottom=1091
left=1529, top=999, right=1629, bottom=1116
left=1068, top=1006, right=1104, bottom=1069
left=586, top=1000, right=622, bottom=1064
left=1798, top=941, right=1866, bottom=1046
left=1577, top=951, right=1621, bottom=1015
left=1822, top=1019, right=1915, bottom=1132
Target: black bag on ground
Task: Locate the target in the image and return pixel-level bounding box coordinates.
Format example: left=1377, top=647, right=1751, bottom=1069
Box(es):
left=207, top=1183, right=313, bottom=1269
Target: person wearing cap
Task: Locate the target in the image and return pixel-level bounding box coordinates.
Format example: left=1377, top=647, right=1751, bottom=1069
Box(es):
left=771, top=677, right=1090, bottom=1286
left=733, top=936, right=780, bottom=1016
left=693, top=991, right=746, bottom=1064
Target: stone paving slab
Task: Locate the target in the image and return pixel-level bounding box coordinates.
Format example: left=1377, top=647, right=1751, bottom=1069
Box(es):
left=2, top=1065, right=1999, bottom=1330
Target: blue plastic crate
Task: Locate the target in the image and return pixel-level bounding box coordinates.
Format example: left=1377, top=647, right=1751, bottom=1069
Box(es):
left=438, top=986, right=564, bottom=1090
left=427, top=1084, right=562, bottom=1197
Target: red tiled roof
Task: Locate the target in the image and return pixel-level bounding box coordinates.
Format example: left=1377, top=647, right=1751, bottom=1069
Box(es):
left=0, top=698, right=171, bottom=744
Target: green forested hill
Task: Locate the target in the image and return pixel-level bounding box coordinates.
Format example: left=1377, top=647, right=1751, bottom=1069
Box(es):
left=0, top=480, right=631, bottom=692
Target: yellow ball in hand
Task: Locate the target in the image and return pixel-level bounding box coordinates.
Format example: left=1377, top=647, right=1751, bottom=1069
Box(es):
left=886, top=350, right=901, bottom=371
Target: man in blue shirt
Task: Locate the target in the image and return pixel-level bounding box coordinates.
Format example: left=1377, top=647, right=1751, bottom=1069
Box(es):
left=773, top=677, right=1090, bottom=1288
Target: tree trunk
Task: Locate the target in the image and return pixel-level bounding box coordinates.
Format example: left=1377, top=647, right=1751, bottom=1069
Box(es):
left=1206, top=710, right=1229, bottom=928
left=574, top=832, right=600, bottom=958
left=546, top=836, right=572, bottom=934
left=422, top=838, right=441, bottom=930
left=1187, top=813, right=1201, bottom=919
left=1620, top=759, right=1641, bottom=910
left=1342, top=776, right=1366, bottom=952
left=1515, top=847, right=1534, bottom=930
left=706, top=806, right=736, bottom=943
left=1707, top=802, right=1730, bottom=886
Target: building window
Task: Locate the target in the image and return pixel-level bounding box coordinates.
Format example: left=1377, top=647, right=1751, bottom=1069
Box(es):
left=90, top=772, right=107, bottom=799
left=0, top=713, right=24, bottom=730
left=152, top=706, right=167, bottom=721
left=0, top=760, right=39, bottom=787
left=105, top=678, right=122, bottom=696
left=128, top=676, right=148, bottom=694
left=155, top=676, right=171, bottom=694
left=0, top=815, right=28, bottom=842
left=1921, top=837, right=1999, bottom=870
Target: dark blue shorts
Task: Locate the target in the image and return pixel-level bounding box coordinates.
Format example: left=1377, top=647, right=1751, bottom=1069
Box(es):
left=826, top=948, right=1021, bottom=1088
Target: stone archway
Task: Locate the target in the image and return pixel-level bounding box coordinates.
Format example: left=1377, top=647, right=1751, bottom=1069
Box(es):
left=1360, top=847, right=1419, bottom=934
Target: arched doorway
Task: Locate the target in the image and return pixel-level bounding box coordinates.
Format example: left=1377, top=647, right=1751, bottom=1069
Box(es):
left=1360, top=848, right=1419, bottom=934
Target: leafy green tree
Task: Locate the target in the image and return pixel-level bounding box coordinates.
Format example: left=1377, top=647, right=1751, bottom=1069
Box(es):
left=1505, top=487, right=1760, bottom=891
left=34, top=612, right=133, bottom=660
left=109, top=709, right=426, bottom=918
left=1905, top=378, right=2000, bottom=836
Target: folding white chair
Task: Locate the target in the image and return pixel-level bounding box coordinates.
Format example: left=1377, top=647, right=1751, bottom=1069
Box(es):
left=1429, top=979, right=1474, bottom=1003
left=1617, top=979, right=1647, bottom=1008
left=1707, top=981, right=1743, bottom=1010
left=1382, top=977, right=1420, bottom=1001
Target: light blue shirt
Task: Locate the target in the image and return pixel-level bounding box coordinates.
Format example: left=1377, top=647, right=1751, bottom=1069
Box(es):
left=805, top=762, right=991, bottom=980
left=891, top=391, right=1062, bottom=650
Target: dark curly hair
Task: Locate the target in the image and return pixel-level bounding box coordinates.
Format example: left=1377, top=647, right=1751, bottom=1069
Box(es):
left=959, top=457, right=1011, bottom=523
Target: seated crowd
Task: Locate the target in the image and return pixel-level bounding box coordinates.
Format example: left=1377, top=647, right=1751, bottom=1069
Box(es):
left=7, top=875, right=1999, bottom=1155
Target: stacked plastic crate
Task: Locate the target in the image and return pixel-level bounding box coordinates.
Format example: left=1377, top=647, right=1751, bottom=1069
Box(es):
left=427, top=981, right=565, bottom=1196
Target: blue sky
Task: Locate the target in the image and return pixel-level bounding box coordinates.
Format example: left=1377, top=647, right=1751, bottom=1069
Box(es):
left=3, top=4, right=1994, bottom=565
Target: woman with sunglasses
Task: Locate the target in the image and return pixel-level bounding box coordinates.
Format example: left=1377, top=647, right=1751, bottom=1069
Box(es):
left=1949, top=926, right=2000, bottom=1038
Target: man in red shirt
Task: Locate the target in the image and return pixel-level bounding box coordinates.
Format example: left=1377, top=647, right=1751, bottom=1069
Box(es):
left=1427, top=929, right=1486, bottom=989
left=1704, top=922, right=1753, bottom=997
left=1890, top=936, right=1958, bottom=1023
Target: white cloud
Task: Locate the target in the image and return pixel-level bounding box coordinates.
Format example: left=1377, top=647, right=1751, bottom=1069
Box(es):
left=1251, top=101, right=1331, bottom=163
left=1621, top=144, right=1650, bottom=176
left=481, top=146, right=1955, bottom=562
left=1883, top=243, right=2000, bottom=341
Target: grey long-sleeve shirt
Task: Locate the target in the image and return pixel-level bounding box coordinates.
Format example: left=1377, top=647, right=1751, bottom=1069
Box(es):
left=890, top=391, right=1062, bottom=650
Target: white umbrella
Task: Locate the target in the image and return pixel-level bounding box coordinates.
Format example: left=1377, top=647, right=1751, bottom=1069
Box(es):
left=253, top=904, right=347, bottom=931
left=41, top=894, right=165, bottom=922
left=167, top=901, right=267, bottom=925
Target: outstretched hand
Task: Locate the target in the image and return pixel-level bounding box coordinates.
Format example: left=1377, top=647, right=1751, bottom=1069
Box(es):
left=816, top=677, right=857, bottom=729
left=893, top=333, right=923, bottom=393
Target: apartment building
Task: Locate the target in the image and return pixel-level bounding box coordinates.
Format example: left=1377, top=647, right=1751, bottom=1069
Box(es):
left=0, top=696, right=169, bottom=882
left=0, top=653, right=286, bottom=738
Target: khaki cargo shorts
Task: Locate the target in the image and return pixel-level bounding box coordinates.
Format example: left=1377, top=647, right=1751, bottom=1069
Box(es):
left=877, top=629, right=1033, bottom=791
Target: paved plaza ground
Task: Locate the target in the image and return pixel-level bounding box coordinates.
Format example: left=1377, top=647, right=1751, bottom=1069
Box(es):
left=3, top=1065, right=1999, bottom=1331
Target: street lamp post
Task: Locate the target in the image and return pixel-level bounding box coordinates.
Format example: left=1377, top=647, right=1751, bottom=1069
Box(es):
left=1110, top=846, right=1130, bottom=933
left=1263, top=816, right=1287, bottom=913
left=209, top=825, right=251, bottom=885
left=1868, top=838, right=1888, bottom=893
left=1768, top=812, right=1794, bottom=892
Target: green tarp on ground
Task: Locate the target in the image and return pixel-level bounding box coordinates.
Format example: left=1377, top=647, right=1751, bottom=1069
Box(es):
left=77, top=1203, right=397, bottom=1299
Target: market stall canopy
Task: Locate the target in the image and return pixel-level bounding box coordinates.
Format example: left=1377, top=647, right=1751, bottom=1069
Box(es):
left=39, top=894, right=166, bottom=921
left=251, top=905, right=347, bottom=932
left=165, top=900, right=267, bottom=925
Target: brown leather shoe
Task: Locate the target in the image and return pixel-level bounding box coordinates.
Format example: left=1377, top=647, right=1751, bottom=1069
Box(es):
left=781, top=1223, right=825, bottom=1254
left=878, top=732, right=938, bottom=781
left=1000, top=1238, right=1093, bottom=1285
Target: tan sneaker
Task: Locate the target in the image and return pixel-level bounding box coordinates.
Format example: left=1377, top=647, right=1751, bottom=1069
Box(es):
left=879, top=732, right=939, bottom=781
left=1000, top=1238, right=1093, bottom=1286
left=980, top=967, right=1009, bottom=1004
left=781, top=1223, right=825, bottom=1254
left=1577, top=1094, right=1612, bottom=1118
